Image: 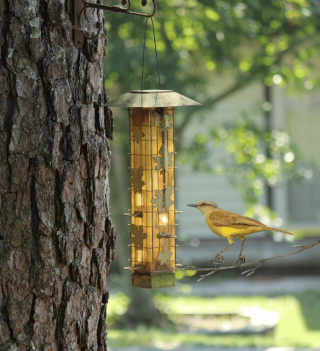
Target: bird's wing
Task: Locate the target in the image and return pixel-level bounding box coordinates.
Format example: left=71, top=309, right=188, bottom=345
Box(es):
left=209, top=211, right=265, bottom=228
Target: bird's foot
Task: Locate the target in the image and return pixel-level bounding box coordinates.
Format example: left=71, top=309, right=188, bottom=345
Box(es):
left=236, top=255, right=245, bottom=265
left=211, top=255, right=223, bottom=265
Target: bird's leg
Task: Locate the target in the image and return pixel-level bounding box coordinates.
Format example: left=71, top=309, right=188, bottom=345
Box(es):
left=211, top=241, right=234, bottom=265
left=236, top=238, right=246, bottom=265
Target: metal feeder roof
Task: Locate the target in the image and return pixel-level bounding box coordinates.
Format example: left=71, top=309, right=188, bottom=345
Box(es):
left=105, top=89, right=201, bottom=108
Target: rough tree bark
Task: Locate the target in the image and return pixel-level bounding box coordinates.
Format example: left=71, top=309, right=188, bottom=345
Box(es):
left=0, top=0, right=116, bottom=350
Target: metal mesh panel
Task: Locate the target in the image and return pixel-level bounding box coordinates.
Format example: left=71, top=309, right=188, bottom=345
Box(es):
left=129, top=107, right=176, bottom=273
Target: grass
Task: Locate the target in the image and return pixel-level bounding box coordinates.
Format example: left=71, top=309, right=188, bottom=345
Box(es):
left=107, top=290, right=320, bottom=349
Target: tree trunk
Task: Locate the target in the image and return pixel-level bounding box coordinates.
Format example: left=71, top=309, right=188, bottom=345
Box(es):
left=0, top=0, right=116, bottom=350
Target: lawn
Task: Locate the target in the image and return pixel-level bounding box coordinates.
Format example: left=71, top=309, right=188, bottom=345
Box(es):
left=107, top=290, right=320, bottom=349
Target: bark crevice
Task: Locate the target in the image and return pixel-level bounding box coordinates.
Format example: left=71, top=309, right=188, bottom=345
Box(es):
left=25, top=293, right=37, bottom=339
left=2, top=304, right=14, bottom=343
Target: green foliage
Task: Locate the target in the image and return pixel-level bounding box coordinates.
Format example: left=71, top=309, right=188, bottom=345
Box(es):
left=106, top=0, right=320, bottom=228
left=175, top=269, right=197, bottom=280
left=212, top=116, right=309, bottom=200
left=107, top=291, right=320, bottom=349
left=105, top=0, right=320, bottom=96
left=178, top=111, right=314, bottom=223
left=107, top=292, right=130, bottom=325
left=108, top=328, right=276, bottom=348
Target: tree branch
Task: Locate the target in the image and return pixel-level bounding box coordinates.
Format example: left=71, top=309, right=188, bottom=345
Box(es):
left=176, top=239, right=320, bottom=281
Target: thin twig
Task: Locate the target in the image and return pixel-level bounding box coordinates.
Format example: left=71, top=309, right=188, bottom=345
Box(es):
left=176, top=239, right=320, bottom=281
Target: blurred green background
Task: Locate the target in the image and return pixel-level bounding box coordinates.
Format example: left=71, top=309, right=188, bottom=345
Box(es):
left=107, top=289, right=320, bottom=349
left=104, top=0, right=320, bottom=349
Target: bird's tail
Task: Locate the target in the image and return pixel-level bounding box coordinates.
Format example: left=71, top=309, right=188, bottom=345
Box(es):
left=264, top=227, right=294, bottom=235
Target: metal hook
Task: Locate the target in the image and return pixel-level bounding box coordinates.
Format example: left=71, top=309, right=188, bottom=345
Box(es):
left=74, top=0, right=157, bottom=48
left=78, top=0, right=131, bottom=41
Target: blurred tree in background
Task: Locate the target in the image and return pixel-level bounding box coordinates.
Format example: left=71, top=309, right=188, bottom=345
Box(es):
left=105, top=0, right=320, bottom=110
left=106, top=0, right=320, bottom=325
left=179, top=112, right=316, bottom=224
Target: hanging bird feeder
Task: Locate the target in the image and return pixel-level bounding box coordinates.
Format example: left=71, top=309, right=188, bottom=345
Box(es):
left=107, top=90, right=200, bottom=288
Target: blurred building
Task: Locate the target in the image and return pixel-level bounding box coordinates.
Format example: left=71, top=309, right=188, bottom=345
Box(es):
left=176, top=81, right=320, bottom=269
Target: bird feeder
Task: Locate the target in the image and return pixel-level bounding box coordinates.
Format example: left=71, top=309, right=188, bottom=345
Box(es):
left=107, top=90, right=200, bottom=288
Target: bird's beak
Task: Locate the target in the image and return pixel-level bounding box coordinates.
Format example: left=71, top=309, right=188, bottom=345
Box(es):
left=187, top=204, right=198, bottom=208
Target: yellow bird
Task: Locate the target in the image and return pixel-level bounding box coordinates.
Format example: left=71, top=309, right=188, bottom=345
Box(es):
left=187, top=201, right=294, bottom=264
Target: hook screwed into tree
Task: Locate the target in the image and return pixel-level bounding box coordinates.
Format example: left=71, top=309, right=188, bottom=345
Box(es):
left=73, top=0, right=157, bottom=48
